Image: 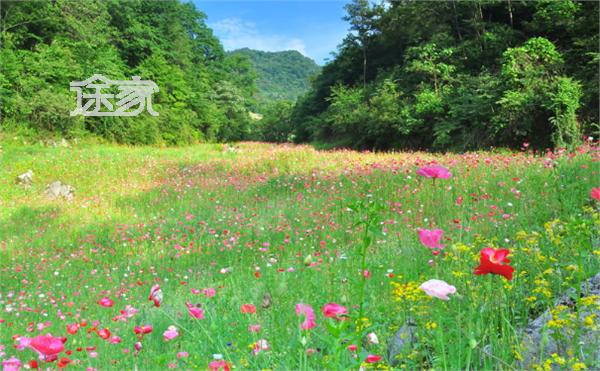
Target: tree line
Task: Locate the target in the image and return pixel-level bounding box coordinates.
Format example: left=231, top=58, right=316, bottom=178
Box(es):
left=1, top=0, right=598, bottom=150
left=281, top=0, right=598, bottom=150
left=0, top=0, right=258, bottom=145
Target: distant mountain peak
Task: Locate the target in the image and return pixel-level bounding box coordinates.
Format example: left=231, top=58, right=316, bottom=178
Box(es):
left=229, top=48, right=321, bottom=101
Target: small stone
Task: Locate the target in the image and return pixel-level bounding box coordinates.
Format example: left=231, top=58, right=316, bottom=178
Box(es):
left=519, top=272, right=600, bottom=369
left=46, top=181, right=75, bottom=200
left=16, top=170, right=34, bottom=187
left=387, top=320, right=417, bottom=366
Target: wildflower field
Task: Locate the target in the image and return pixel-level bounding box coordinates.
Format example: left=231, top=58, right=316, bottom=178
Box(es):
left=0, top=141, right=598, bottom=370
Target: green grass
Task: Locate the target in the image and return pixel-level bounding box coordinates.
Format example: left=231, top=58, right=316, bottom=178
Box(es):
left=0, top=141, right=598, bottom=370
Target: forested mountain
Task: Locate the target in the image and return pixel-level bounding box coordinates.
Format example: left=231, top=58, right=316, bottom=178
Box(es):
left=0, top=0, right=257, bottom=144
left=282, top=0, right=599, bottom=151
left=228, top=48, right=320, bottom=101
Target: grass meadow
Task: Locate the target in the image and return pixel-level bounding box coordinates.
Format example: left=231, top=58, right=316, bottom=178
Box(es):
left=0, top=140, right=598, bottom=370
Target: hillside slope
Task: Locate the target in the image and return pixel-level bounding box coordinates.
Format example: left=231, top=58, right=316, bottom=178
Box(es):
left=229, top=48, right=320, bottom=101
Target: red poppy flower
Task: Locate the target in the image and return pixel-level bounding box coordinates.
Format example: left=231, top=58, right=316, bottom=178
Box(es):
left=97, top=297, right=114, bottom=308
left=133, top=325, right=153, bottom=335
left=240, top=304, right=256, bottom=314
left=57, top=357, right=72, bottom=368
left=365, top=354, right=382, bottom=363
left=97, top=328, right=111, bottom=340
left=148, top=284, right=163, bottom=307
left=66, top=324, right=79, bottom=335
left=474, top=248, right=515, bottom=281
left=591, top=187, right=600, bottom=201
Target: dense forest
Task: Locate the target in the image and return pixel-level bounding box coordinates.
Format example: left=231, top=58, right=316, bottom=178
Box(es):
left=228, top=48, right=320, bottom=101
left=0, top=0, right=598, bottom=150
left=0, top=0, right=258, bottom=144
left=285, top=0, right=599, bottom=150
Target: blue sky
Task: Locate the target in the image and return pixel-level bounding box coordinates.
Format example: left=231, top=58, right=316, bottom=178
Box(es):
left=193, top=1, right=350, bottom=65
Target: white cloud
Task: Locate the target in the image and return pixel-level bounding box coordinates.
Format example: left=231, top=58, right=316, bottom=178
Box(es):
left=210, top=17, right=307, bottom=56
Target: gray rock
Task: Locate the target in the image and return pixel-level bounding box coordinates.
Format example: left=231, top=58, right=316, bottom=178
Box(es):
left=46, top=181, right=75, bottom=200
left=519, top=273, right=600, bottom=369
left=43, top=138, right=69, bottom=147
left=16, top=170, right=34, bottom=187
left=387, top=319, right=417, bottom=366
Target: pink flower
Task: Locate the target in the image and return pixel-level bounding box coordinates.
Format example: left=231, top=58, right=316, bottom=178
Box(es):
left=112, top=305, right=138, bottom=322
left=365, top=354, right=382, bottom=363
left=163, top=326, right=179, bottom=341
left=108, top=336, right=122, bottom=344
left=208, top=360, right=231, bottom=371
left=416, top=165, right=452, bottom=179
left=419, top=279, right=457, bottom=300
left=591, top=187, right=600, bottom=201
left=2, top=357, right=22, bottom=371
left=248, top=324, right=261, bottom=333
left=97, top=297, right=114, bottom=307
left=252, top=339, right=269, bottom=355
left=18, top=334, right=66, bottom=359
left=203, top=288, right=216, bottom=298
left=177, top=351, right=188, bottom=358
left=321, top=303, right=348, bottom=320
left=417, top=228, right=444, bottom=249
left=15, top=337, right=31, bottom=351
left=148, top=284, right=163, bottom=307
left=295, top=303, right=316, bottom=330
left=186, top=302, right=204, bottom=319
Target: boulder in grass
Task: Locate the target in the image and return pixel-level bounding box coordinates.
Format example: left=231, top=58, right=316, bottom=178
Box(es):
left=16, top=170, right=34, bottom=187
left=45, top=181, right=75, bottom=200
left=519, top=272, right=600, bottom=369
left=387, top=319, right=418, bottom=366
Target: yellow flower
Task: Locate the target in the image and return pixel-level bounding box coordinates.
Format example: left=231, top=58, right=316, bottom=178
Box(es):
left=583, top=314, right=596, bottom=327
left=572, top=362, right=587, bottom=371
left=391, top=281, right=424, bottom=302
left=452, top=271, right=467, bottom=278
left=357, top=317, right=371, bottom=330
left=512, top=347, right=523, bottom=361
left=425, top=321, right=437, bottom=330
left=551, top=353, right=565, bottom=365
left=579, top=295, right=599, bottom=307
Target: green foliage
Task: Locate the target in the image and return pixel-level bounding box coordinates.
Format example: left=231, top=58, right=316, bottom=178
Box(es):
left=0, top=0, right=257, bottom=145
left=548, top=77, right=582, bottom=148
left=497, top=37, right=583, bottom=148
left=228, top=48, right=320, bottom=101
left=292, top=1, right=596, bottom=150
left=253, top=101, right=295, bottom=142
